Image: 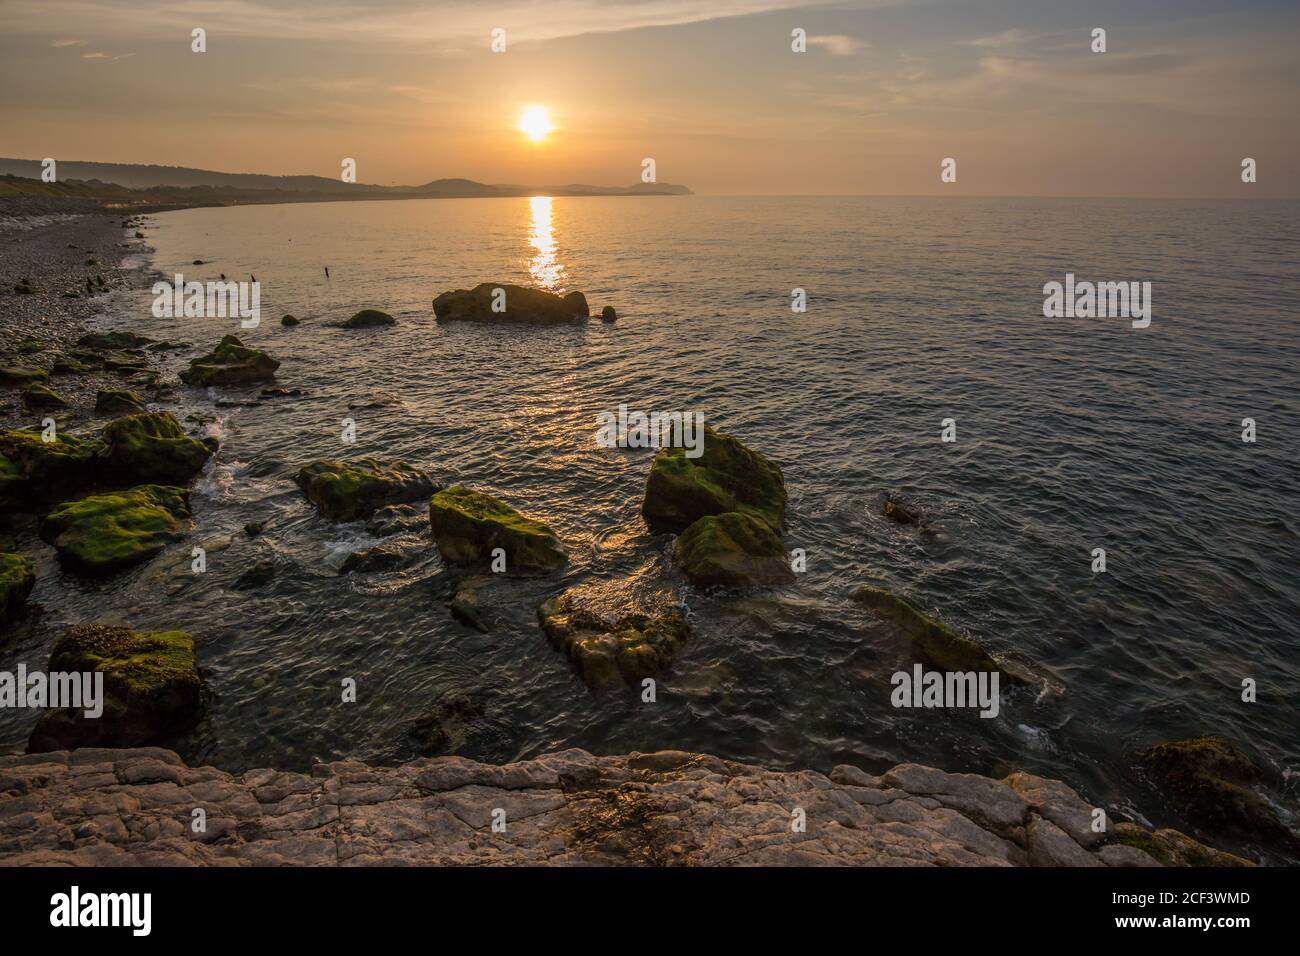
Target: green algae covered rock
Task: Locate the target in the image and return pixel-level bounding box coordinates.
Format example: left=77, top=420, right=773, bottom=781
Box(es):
left=428, top=485, right=566, bottom=574
left=0, top=366, right=50, bottom=386
left=538, top=591, right=689, bottom=689
left=675, top=511, right=794, bottom=589
left=0, top=553, right=36, bottom=624
left=101, top=412, right=213, bottom=485
left=0, top=429, right=98, bottom=508
left=27, top=623, right=203, bottom=751
left=1111, top=822, right=1253, bottom=867
left=21, top=383, right=68, bottom=409
left=51, top=356, right=96, bottom=376
left=1138, top=737, right=1295, bottom=847
left=95, top=389, right=147, bottom=415
left=342, top=308, right=395, bottom=328
left=179, top=335, right=279, bottom=386
left=852, top=584, right=1030, bottom=685
left=642, top=425, right=786, bottom=535
left=295, top=458, right=439, bottom=522
left=433, top=283, right=589, bottom=325
left=77, top=330, right=154, bottom=351
left=39, top=485, right=192, bottom=576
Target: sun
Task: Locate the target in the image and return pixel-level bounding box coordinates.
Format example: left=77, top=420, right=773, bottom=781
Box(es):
left=518, top=106, right=554, bottom=142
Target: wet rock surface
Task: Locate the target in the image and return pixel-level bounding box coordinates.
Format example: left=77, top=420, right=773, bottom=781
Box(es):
left=0, top=747, right=1248, bottom=866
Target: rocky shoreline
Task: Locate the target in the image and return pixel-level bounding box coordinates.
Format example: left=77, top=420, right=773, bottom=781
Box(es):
left=0, top=746, right=1250, bottom=866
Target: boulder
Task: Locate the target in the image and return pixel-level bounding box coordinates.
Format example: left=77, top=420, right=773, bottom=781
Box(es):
left=674, top=511, right=794, bottom=588
left=77, top=331, right=154, bottom=351
left=538, top=591, right=690, bottom=689
left=179, top=335, right=279, bottom=386
left=433, top=283, right=589, bottom=325
left=428, top=486, right=566, bottom=574
left=51, top=356, right=95, bottom=376
left=342, top=309, right=395, bottom=328
left=94, top=389, right=147, bottom=415
left=1110, top=822, right=1253, bottom=867
left=38, top=485, right=192, bottom=575
left=601, top=305, right=618, bottom=322
left=0, top=429, right=98, bottom=508
left=1138, top=736, right=1295, bottom=846
left=852, top=584, right=1031, bottom=685
left=281, top=314, right=299, bottom=326
left=21, top=383, right=68, bottom=409
left=101, top=412, right=213, bottom=485
left=642, top=425, right=786, bottom=535
left=27, top=623, right=203, bottom=751
left=295, top=458, right=438, bottom=522
left=0, top=366, right=49, bottom=386
left=0, top=553, right=36, bottom=624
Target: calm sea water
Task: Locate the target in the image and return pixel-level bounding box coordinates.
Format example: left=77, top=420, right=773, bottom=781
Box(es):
left=5, top=196, right=1299, bottom=854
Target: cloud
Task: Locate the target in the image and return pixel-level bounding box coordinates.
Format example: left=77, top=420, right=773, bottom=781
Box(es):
left=808, top=34, right=867, bottom=56
left=956, top=29, right=1034, bottom=48
left=80, top=51, right=109, bottom=58
left=50, top=37, right=86, bottom=47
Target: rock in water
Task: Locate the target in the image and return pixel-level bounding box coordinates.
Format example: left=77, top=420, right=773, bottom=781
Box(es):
left=38, top=485, right=192, bottom=575
left=339, top=543, right=410, bottom=574
left=852, top=584, right=1031, bottom=685
left=433, top=283, right=589, bottom=325
left=295, top=458, right=439, bottom=522
left=601, top=305, right=618, bottom=322
left=179, top=335, right=279, bottom=386
left=101, top=412, right=213, bottom=485
left=94, top=389, right=147, bottom=416
left=882, top=494, right=923, bottom=526
left=675, top=511, right=794, bottom=589
left=280, top=314, right=299, bottom=326
left=76, top=331, right=154, bottom=351
left=1138, top=737, right=1295, bottom=847
left=27, top=624, right=203, bottom=751
left=428, top=486, right=566, bottom=574
left=0, top=553, right=36, bottom=624
left=21, top=384, right=68, bottom=409
left=0, top=429, right=98, bottom=508
left=341, top=309, right=395, bottom=328
left=448, top=576, right=489, bottom=631
left=538, top=591, right=690, bottom=690
left=642, top=425, right=786, bottom=535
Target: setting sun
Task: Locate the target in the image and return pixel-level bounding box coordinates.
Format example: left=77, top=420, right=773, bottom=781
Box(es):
left=517, top=105, right=554, bottom=142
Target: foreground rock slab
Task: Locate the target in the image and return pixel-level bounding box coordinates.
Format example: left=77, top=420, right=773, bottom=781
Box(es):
left=0, top=748, right=1248, bottom=867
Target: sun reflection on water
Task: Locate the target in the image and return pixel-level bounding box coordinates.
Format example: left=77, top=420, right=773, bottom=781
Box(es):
left=527, top=195, right=565, bottom=290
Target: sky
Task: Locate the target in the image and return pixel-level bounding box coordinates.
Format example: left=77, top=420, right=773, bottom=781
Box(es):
left=0, top=0, right=1297, bottom=196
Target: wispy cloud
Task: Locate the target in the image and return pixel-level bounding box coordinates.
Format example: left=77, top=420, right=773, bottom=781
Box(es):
left=808, top=34, right=867, bottom=56
left=50, top=37, right=86, bottom=47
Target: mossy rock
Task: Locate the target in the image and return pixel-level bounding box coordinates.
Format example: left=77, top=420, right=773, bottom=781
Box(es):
left=295, top=458, right=439, bottom=522
left=433, top=283, right=589, bottom=325
left=101, top=412, right=213, bottom=485
left=1138, top=737, right=1294, bottom=846
left=642, top=425, right=786, bottom=534
left=101, top=350, right=149, bottom=374
left=95, top=389, right=147, bottom=416
left=428, top=485, right=566, bottom=574
left=1111, top=822, right=1253, bottom=867
left=0, top=553, right=36, bottom=624
left=21, top=383, right=69, bottom=409
left=0, top=366, right=50, bottom=386
left=39, top=485, right=192, bottom=576
left=342, top=309, right=395, bottom=328
left=179, top=335, right=279, bottom=386
left=27, top=623, right=203, bottom=751
left=852, top=584, right=1031, bottom=685
left=51, top=356, right=95, bottom=376
left=675, top=511, right=794, bottom=589
left=0, top=429, right=98, bottom=508
left=77, top=331, right=155, bottom=350
left=538, top=591, right=689, bottom=689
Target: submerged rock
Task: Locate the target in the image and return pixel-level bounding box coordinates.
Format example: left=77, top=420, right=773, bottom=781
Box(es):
left=433, top=283, right=589, bottom=325
left=339, top=543, right=410, bottom=574
left=0, top=553, right=36, bottom=624
left=642, top=425, right=786, bottom=535
left=94, top=389, right=147, bottom=416
left=179, top=335, right=279, bottom=386
left=232, top=558, right=277, bottom=590
left=538, top=591, right=690, bottom=690
left=39, top=485, right=192, bottom=575
left=295, top=458, right=439, bottom=522
left=0, top=429, right=98, bottom=508
left=1138, top=736, right=1295, bottom=847
left=341, top=309, right=395, bottom=328
left=675, top=511, right=794, bottom=589
left=101, top=412, right=213, bottom=485
left=27, top=624, right=203, bottom=751
left=365, top=502, right=427, bottom=537
left=852, top=584, right=1031, bottom=685
left=21, top=383, right=68, bottom=409
left=448, top=576, right=489, bottom=631
left=428, top=486, right=566, bottom=574
left=406, top=694, right=487, bottom=757
left=882, top=494, right=924, bottom=527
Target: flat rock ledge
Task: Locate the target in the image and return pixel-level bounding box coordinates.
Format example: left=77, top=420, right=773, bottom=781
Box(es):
left=0, top=747, right=1185, bottom=866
